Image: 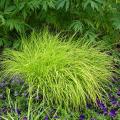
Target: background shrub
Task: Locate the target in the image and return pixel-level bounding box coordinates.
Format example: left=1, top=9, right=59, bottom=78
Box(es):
left=1, top=31, right=113, bottom=110
left=0, top=0, right=120, bottom=48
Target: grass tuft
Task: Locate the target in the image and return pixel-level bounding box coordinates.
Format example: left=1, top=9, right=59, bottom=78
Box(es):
left=1, top=31, right=113, bottom=109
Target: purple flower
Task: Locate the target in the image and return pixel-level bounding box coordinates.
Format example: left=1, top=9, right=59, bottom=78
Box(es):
left=44, top=115, right=49, bottom=120
left=109, top=109, right=117, bottom=118
left=110, top=96, right=117, bottom=105
left=96, top=98, right=101, bottom=105
left=103, top=108, right=108, bottom=115
left=11, top=75, right=24, bottom=85
left=111, top=100, right=117, bottom=105
left=79, top=114, right=85, bottom=120
left=23, top=116, right=27, bottom=120
left=98, top=101, right=106, bottom=110
left=96, top=98, right=108, bottom=114
left=16, top=109, right=21, bottom=115
left=99, top=103, right=106, bottom=109
left=2, top=107, right=8, bottom=114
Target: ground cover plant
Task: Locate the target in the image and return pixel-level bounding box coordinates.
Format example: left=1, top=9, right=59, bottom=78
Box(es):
left=0, top=68, right=119, bottom=120
left=0, top=31, right=113, bottom=111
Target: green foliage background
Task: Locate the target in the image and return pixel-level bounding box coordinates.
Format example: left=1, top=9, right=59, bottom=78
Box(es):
left=0, top=0, right=120, bottom=47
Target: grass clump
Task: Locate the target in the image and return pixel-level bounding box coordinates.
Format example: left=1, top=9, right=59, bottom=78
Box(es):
left=1, top=31, right=112, bottom=109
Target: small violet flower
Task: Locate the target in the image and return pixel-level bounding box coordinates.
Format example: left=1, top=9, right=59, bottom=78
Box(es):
left=109, top=109, right=117, bottom=118
left=44, top=115, right=49, bottom=120
left=2, top=107, right=8, bottom=114
left=110, top=96, right=117, bottom=106
left=96, top=98, right=108, bottom=114
left=103, top=108, right=108, bottom=115
left=79, top=114, right=85, bottom=120
left=16, top=108, right=21, bottom=115
left=23, top=116, right=27, bottom=120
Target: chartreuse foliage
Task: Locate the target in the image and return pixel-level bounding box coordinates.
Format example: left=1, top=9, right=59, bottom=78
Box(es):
left=1, top=31, right=112, bottom=110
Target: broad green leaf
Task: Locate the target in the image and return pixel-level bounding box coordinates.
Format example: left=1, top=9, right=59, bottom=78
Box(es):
left=70, top=20, right=83, bottom=33
left=56, top=0, right=70, bottom=11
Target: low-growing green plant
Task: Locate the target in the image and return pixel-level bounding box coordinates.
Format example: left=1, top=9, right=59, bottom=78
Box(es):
left=0, top=88, right=51, bottom=120
left=1, top=31, right=113, bottom=110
